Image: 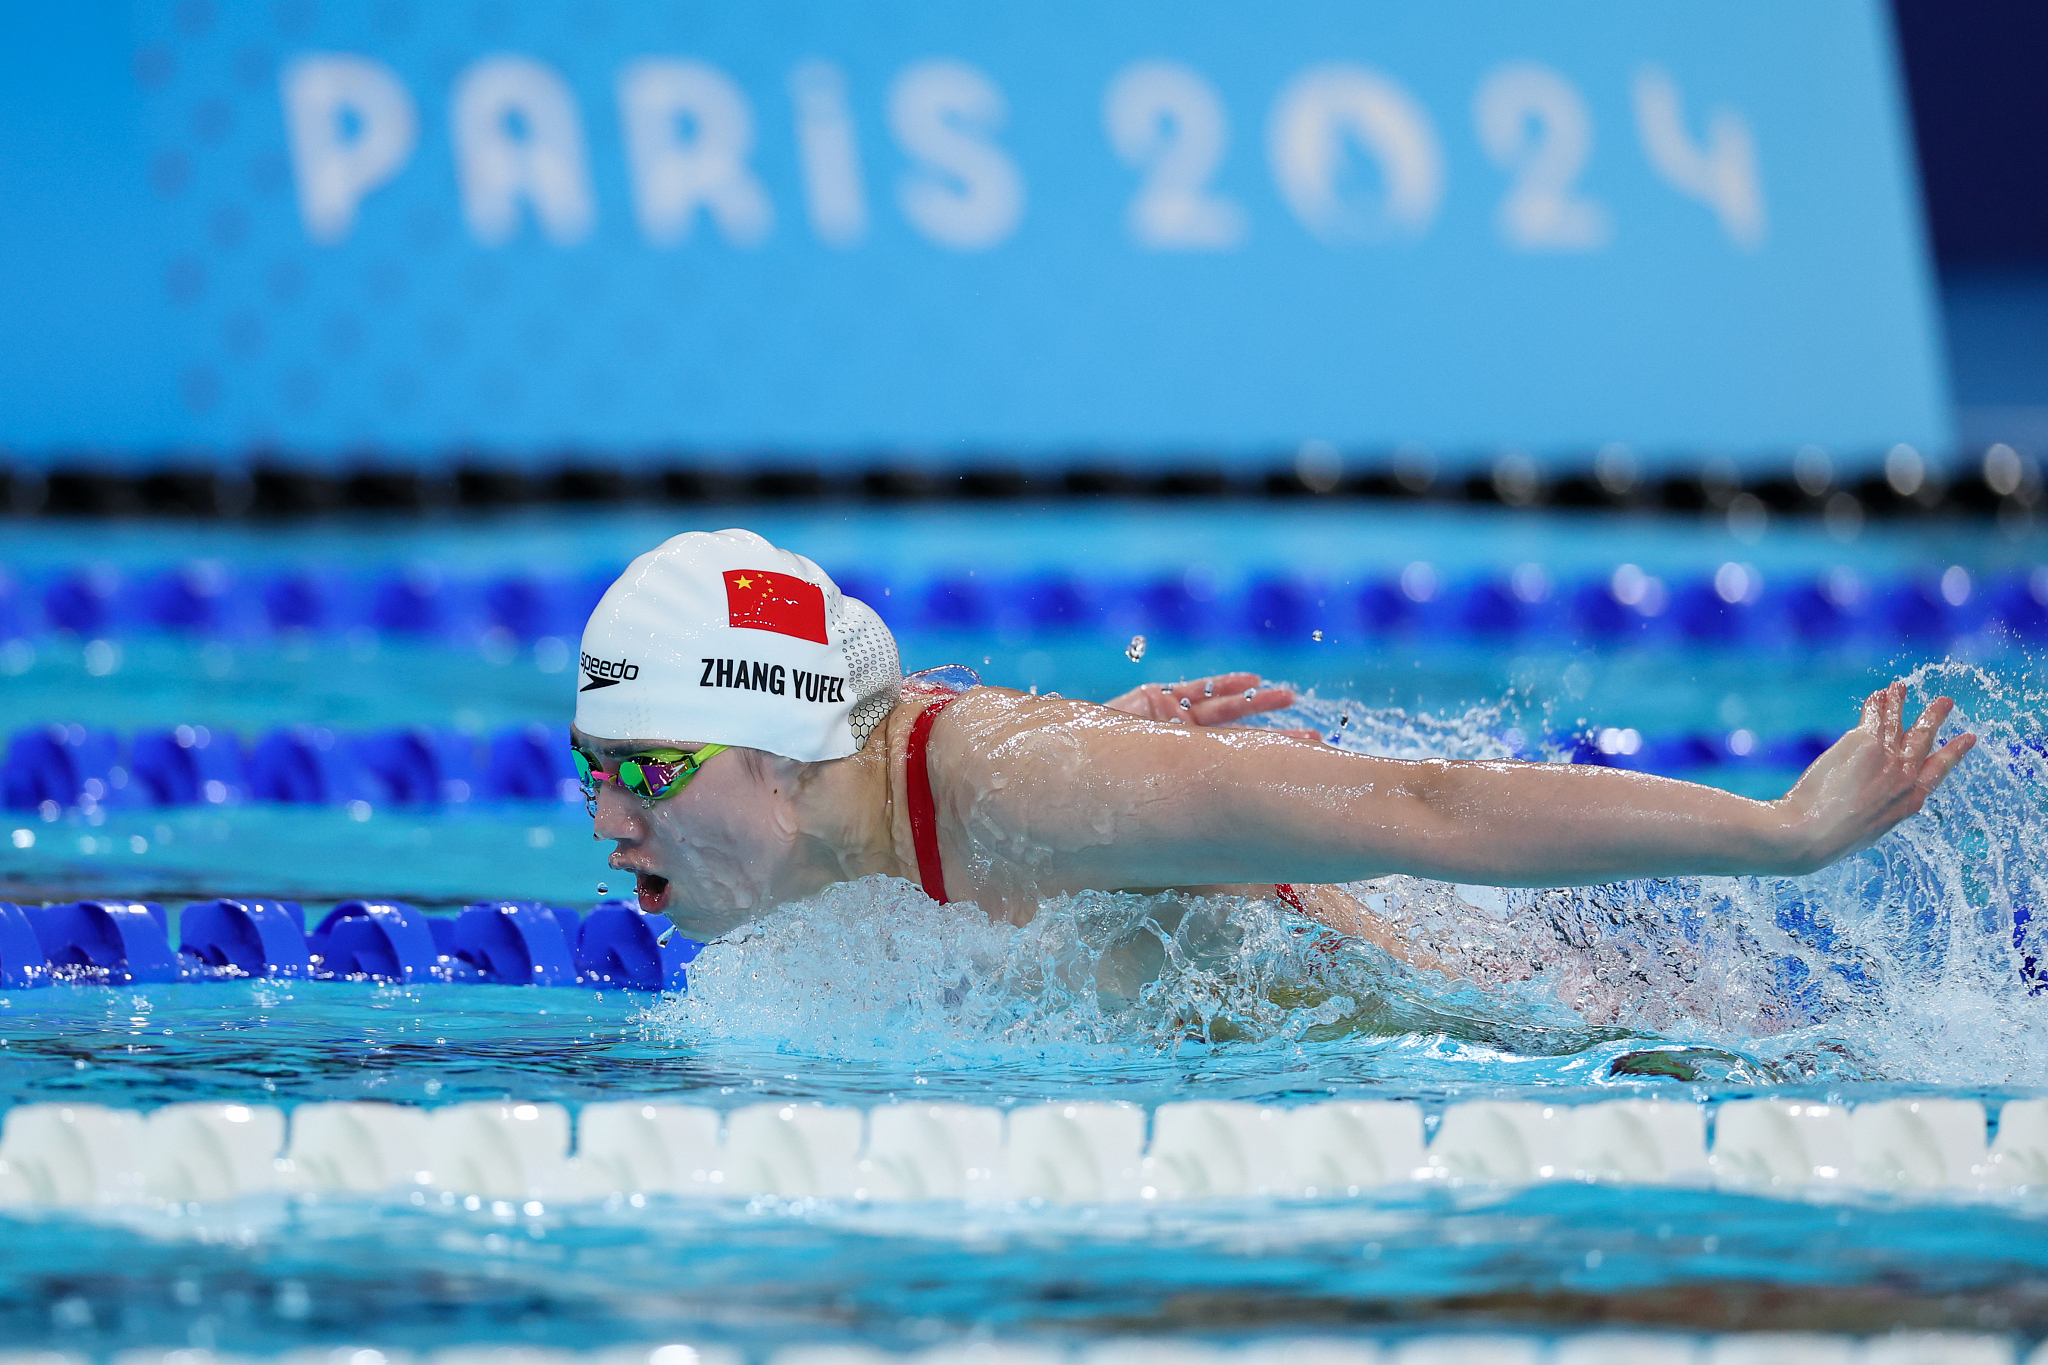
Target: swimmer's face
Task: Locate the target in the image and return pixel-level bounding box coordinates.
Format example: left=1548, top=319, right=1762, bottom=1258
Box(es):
left=576, top=729, right=805, bottom=942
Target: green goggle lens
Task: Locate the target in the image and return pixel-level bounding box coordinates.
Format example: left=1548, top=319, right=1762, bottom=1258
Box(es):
left=574, top=744, right=728, bottom=811
left=618, top=756, right=663, bottom=796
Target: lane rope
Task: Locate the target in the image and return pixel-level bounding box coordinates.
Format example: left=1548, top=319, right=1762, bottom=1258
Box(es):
left=0, top=1093, right=2039, bottom=1209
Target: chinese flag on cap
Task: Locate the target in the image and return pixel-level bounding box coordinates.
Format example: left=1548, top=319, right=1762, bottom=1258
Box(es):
left=724, top=569, right=829, bottom=644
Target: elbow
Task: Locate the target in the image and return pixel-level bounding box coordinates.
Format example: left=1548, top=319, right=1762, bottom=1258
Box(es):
left=1403, top=760, right=1461, bottom=816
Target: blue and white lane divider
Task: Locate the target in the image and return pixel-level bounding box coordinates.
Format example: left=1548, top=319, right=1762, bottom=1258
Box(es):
left=1, top=1093, right=2045, bottom=1208
left=0, top=898, right=697, bottom=992
left=5, top=1341, right=2037, bottom=1365
left=3, top=560, right=2045, bottom=649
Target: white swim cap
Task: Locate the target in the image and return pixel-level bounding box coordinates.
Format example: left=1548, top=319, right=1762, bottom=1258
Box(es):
left=574, top=528, right=901, bottom=761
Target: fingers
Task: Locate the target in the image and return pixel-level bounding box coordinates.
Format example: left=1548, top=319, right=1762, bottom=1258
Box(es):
left=1192, top=686, right=1296, bottom=726
left=1105, top=676, right=1261, bottom=720
left=1180, top=672, right=1265, bottom=701
left=1861, top=682, right=1911, bottom=749
left=1138, top=674, right=1295, bottom=728
left=1904, top=696, right=1954, bottom=762
left=1917, top=730, right=1977, bottom=794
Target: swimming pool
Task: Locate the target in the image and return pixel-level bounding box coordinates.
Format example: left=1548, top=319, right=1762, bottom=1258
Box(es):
left=3, top=501, right=2047, bottom=1359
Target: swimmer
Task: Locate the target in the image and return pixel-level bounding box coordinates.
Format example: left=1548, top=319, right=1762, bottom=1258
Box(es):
left=573, top=530, right=1977, bottom=957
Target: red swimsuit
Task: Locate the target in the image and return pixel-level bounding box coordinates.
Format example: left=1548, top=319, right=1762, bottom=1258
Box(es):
left=904, top=692, right=960, bottom=904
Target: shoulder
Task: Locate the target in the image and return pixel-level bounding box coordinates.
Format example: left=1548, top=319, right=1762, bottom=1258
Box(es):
left=881, top=687, right=1118, bottom=794
left=894, top=683, right=1311, bottom=783
left=922, top=688, right=1271, bottom=808
left=923, top=687, right=1128, bottom=757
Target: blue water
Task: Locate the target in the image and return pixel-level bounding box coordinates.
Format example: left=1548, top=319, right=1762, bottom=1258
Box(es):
left=3, top=502, right=2047, bottom=1353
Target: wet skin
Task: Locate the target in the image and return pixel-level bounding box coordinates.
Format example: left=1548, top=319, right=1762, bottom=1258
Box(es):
left=580, top=676, right=1975, bottom=950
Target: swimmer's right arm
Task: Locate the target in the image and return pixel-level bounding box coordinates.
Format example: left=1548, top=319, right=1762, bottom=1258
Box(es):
left=943, top=682, right=1975, bottom=891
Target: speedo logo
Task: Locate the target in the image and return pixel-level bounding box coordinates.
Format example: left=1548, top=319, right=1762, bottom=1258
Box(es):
left=578, top=652, right=639, bottom=692
left=699, top=657, right=845, bottom=703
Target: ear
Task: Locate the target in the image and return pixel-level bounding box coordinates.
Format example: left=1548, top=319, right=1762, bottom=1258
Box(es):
left=757, top=755, right=817, bottom=847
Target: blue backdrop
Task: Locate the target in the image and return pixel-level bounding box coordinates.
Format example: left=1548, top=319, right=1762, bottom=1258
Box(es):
left=0, top=0, right=1950, bottom=467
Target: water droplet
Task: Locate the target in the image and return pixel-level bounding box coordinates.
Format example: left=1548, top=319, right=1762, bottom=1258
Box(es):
left=1312, top=630, right=1324, bottom=642
left=1125, top=635, right=1147, bottom=663
left=596, top=883, right=609, bottom=895
left=1243, top=689, right=1256, bottom=701
left=1178, top=697, right=1192, bottom=710
left=1203, top=680, right=1215, bottom=697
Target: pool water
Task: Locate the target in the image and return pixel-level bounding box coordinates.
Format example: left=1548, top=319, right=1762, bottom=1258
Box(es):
left=3, top=501, right=2047, bottom=1355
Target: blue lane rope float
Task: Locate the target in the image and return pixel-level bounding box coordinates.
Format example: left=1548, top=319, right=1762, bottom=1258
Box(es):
left=7, top=722, right=2034, bottom=816
left=3, top=721, right=577, bottom=813
left=1, top=882, right=2033, bottom=1000
left=0, top=897, right=698, bottom=991
left=2, top=561, right=2044, bottom=648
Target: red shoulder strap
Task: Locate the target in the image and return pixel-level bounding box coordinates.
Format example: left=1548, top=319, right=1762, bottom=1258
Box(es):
left=1274, top=883, right=1306, bottom=914
left=906, top=694, right=959, bottom=904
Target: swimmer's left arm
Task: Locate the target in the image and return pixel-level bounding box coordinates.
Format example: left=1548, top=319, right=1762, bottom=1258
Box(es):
left=952, top=683, right=1975, bottom=890
left=1215, top=682, right=1975, bottom=886
left=1360, top=683, right=1977, bottom=884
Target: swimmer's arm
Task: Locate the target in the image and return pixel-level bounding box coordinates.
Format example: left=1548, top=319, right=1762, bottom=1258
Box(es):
left=1375, top=683, right=1974, bottom=882
left=977, top=683, right=1973, bottom=888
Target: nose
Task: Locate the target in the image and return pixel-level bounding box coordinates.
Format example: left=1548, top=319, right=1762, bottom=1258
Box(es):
left=590, top=779, right=645, bottom=841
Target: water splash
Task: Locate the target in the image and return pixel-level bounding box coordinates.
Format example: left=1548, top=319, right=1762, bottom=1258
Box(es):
left=648, top=660, right=2048, bottom=1091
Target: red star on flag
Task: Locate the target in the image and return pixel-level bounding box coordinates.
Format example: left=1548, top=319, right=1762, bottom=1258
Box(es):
left=724, top=569, right=828, bottom=643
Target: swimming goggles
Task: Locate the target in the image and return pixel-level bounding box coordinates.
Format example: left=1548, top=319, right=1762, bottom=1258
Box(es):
left=573, top=744, right=728, bottom=815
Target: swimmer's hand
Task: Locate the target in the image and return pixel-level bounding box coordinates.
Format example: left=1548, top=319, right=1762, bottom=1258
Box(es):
left=1771, top=682, right=1976, bottom=873
left=1102, top=673, right=1302, bottom=731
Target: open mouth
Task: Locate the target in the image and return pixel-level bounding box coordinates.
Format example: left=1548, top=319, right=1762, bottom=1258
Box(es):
left=635, top=871, right=671, bottom=914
